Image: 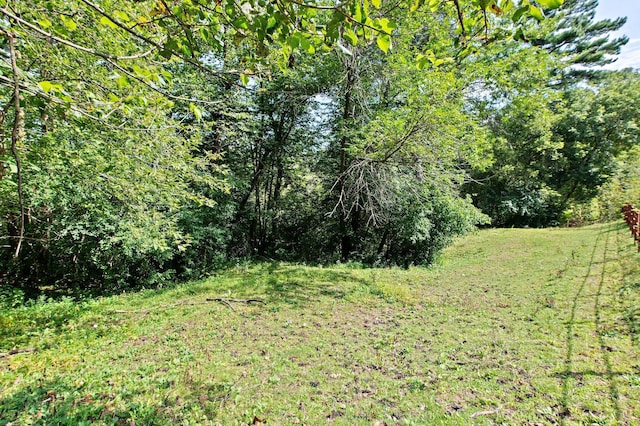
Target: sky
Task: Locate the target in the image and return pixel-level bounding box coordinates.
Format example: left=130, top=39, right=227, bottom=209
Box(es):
left=595, top=0, right=640, bottom=69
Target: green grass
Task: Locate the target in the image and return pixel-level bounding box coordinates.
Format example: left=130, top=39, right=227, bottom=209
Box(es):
left=1, top=222, right=640, bottom=425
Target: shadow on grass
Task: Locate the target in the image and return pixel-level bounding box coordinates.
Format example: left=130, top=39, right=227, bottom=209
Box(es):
left=0, top=371, right=247, bottom=425
left=602, top=221, right=627, bottom=233
left=614, top=222, right=640, bottom=345
left=1, top=262, right=377, bottom=351
left=211, top=263, right=374, bottom=307
left=553, top=370, right=631, bottom=379
left=593, top=225, right=622, bottom=421
left=559, top=223, right=622, bottom=423
left=0, top=377, right=176, bottom=426
left=559, top=223, right=602, bottom=421
left=0, top=298, right=90, bottom=350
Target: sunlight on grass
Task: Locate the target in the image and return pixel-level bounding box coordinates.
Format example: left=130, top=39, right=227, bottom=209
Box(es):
left=1, top=222, right=639, bottom=425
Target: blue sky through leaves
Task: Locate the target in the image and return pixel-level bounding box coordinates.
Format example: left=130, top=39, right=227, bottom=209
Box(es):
left=596, top=0, right=640, bottom=69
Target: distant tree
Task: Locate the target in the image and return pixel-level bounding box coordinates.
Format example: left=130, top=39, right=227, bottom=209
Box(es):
left=463, top=0, right=638, bottom=227
left=552, top=70, right=640, bottom=205
left=465, top=69, right=640, bottom=227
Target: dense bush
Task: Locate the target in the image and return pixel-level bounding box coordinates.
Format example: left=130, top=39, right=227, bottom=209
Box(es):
left=0, top=120, right=224, bottom=295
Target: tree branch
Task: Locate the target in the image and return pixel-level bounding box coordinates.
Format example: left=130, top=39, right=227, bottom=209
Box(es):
left=102, top=57, right=226, bottom=106
left=451, top=0, right=466, bottom=43
left=78, top=0, right=232, bottom=81
left=110, top=297, right=266, bottom=314
left=0, top=347, right=37, bottom=358
left=0, top=75, right=182, bottom=132
left=0, top=8, right=153, bottom=61
left=0, top=96, right=13, bottom=183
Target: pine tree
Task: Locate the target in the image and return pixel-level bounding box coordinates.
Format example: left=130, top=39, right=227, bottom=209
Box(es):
left=531, top=0, right=628, bottom=81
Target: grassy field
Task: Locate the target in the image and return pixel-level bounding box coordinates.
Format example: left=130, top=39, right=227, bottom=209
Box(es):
left=1, top=222, right=640, bottom=425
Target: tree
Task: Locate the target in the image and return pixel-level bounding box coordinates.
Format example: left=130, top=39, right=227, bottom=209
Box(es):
left=461, top=0, right=638, bottom=227
left=552, top=70, right=640, bottom=205
left=0, top=0, right=225, bottom=292
left=530, top=0, right=628, bottom=82
left=465, top=69, right=640, bottom=227
left=315, top=6, right=495, bottom=263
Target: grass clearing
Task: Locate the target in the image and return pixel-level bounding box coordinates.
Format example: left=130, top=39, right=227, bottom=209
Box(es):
left=1, top=222, right=640, bottom=425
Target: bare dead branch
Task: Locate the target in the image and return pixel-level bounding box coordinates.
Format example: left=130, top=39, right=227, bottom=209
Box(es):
left=110, top=297, right=266, bottom=314
left=0, top=347, right=37, bottom=358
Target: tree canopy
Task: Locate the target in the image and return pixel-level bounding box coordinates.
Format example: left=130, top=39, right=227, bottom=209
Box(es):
left=7, top=0, right=638, bottom=297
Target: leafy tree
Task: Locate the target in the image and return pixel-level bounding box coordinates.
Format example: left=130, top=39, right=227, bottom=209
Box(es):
left=315, top=5, right=496, bottom=263
left=0, top=0, right=225, bottom=293
left=0, top=113, right=225, bottom=293
left=594, top=145, right=640, bottom=221
left=464, top=88, right=565, bottom=226
left=466, top=69, right=640, bottom=227
left=552, top=70, right=640, bottom=205
left=462, top=0, right=638, bottom=227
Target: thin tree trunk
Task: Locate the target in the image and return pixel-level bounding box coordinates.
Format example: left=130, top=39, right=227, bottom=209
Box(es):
left=7, top=30, right=25, bottom=258
left=377, top=229, right=389, bottom=256
left=0, top=100, right=7, bottom=183
left=339, top=56, right=356, bottom=261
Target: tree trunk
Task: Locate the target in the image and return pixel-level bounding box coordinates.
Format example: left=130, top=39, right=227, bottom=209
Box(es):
left=338, top=54, right=357, bottom=261
left=7, top=30, right=25, bottom=258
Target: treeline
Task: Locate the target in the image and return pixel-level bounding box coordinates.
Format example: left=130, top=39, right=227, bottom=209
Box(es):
left=0, top=0, right=638, bottom=296
left=465, top=0, right=640, bottom=226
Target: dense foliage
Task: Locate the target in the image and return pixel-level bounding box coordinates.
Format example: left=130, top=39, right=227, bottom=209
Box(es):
left=3, top=0, right=639, bottom=295
left=463, top=0, right=640, bottom=227
left=465, top=69, right=640, bottom=226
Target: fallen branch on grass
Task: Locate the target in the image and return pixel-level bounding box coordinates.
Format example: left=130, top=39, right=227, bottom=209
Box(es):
left=0, top=347, right=37, bottom=358
left=205, top=297, right=265, bottom=312
left=470, top=407, right=501, bottom=418
left=111, top=297, right=266, bottom=314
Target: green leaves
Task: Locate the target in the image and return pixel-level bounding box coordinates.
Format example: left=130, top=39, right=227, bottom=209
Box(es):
left=373, top=18, right=396, bottom=52
left=38, top=81, right=64, bottom=93
left=536, top=0, right=563, bottom=8
left=189, top=103, right=203, bottom=121
left=376, top=17, right=396, bottom=34
left=343, top=28, right=358, bottom=46
left=512, top=6, right=529, bottom=22
left=377, top=34, right=391, bottom=53
left=528, top=5, right=544, bottom=21
left=99, top=16, right=118, bottom=29
left=416, top=50, right=448, bottom=69
left=511, top=0, right=563, bottom=22
left=60, top=15, right=77, bottom=31
left=38, top=18, right=52, bottom=29
left=38, top=81, right=54, bottom=93
left=286, top=32, right=315, bottom=52
left=240, top=73, right=249, bottom=86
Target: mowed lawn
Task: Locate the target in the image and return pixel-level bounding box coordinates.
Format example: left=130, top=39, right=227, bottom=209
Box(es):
left=1, top=222, right=639, bottom=425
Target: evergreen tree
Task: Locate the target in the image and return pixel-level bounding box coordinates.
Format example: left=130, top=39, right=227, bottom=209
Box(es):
left=531, top=0, right=628, bottom=81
